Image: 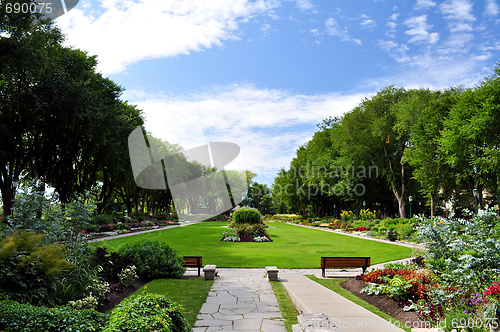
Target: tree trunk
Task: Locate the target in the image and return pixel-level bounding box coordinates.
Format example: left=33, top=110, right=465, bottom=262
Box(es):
left=430, top=192, right=435, bottom=218
left=393, top=187, right=406, bottom=218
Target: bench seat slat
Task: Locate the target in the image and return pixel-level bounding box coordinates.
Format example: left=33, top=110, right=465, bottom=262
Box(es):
left=182, top=256, right=203, bottom=276
left=320, top=256, right=370, bottom=278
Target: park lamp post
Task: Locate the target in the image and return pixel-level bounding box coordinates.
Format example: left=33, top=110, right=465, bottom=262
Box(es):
left=473, top=188, right=478, bottom=215
left=333, top=204, right=336, bottom=218
left=409, top=196, right=413, bottom=218
left=363, top=201, right=366, bottom=210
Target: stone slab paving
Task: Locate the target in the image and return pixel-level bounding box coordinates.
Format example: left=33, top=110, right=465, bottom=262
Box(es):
left=193, top=268, right=286, bottom=332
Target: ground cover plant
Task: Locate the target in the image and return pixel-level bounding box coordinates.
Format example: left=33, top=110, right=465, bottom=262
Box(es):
left=94, top=221, right=413, bottom=268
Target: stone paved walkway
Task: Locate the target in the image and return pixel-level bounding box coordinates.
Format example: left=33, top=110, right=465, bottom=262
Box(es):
left=193, top=269, right=286, bottom=332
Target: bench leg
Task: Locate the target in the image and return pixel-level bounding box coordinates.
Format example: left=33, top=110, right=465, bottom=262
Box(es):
left=322, top=268, right=325, bottom=278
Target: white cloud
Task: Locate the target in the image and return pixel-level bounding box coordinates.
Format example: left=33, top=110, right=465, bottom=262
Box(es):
left=415, top=0, right=436, bottom=10
left=440, top=0, right=476, bottom=21
left=57, top=0, right=279, bottom=74
left=404, top=15, right=439, bottom=44
left=378, top=40, right=410, bottom=62
left=124, top=84, right=366, bottom=184
left=485, top=0, right=499, bottom=17
left=440, top=0, right=476, bottom=32
left=296, top=0, right=314, bottom=12
left=360, top=14, right=376, bottom=30
left=325, top=17, right=362, bottom=45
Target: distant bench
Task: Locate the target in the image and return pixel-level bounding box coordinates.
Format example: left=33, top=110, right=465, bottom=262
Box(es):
left=320, top=257, right=371, bottom=278
left=183, top=256, right=203, bottom=277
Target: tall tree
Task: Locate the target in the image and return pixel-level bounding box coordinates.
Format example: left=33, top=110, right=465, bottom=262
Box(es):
left=395, top=88, right=460, bottom=217
left=338, top=86, right=411, bottom=217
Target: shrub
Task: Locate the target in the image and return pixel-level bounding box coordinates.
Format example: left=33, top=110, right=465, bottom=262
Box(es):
left=233, top=208, right=261, bottom=225
left=131, top=211, right=147, bottom=221
left=251, top=223, right=268, bottom=237
left=234, top=223, right=254, bottom=238
left=118, top=265, right=138, bottom=287
left=155, top=212, right=169, bottom=220
left=0, top=300, right=110, bottom=332
left=387, top=230, right=397, bottom=241
left=93, top=247, right=133, bottom=282
left=118, top=240, right=185, bottom=279
left=396, top=223, right=415, bottom=240
left=56, top=234, right=101, bottom=304
left=90, top=214, right=115, bottom=225
left=0, top=230, right=73, bottom=306
left=104, top=293, right=189, bottom=332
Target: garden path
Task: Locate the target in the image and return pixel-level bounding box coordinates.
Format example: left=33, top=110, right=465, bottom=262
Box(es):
left=193, top=268, right=286, bottom=332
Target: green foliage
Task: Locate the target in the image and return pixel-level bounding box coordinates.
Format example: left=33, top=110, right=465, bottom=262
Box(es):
left=359, top=208, right=376, bottom=220
left=118, top=265, right=138, bottom=287
left=118, top=240, right=185, bottom=279
left=55, top=234, right=101, bottom=304
left=104, top=293, right=190, bottom=332
left=93, top=247, right=132, bottom=282
left=417, top=210, right=500, bottom=294
left=233, top=207, right=261, bottom=224
left=0, top=300, right=110, bottom=332
left=0, top=230, right=73, bottom=306
left=91, top=214, right=116, bottom=225
left=361, top=275, right=413, bottom=302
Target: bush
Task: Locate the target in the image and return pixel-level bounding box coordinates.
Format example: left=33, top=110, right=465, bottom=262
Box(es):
left=90, top=214, right=115, bottom=225
left=118, top=265, right=138, bottom=287
left=131, top=211, right=147, bottom=221
left=0, top=230, right=73, bottom=306
left=0, top=300, right=110, bottom=332
left=232, top=208, right=261, bottom=225
left=118, top=240, right=185, bottom=279
left=104, top=293, right=190, bottom=332
left=387, top=230, right=397, bottom=241
left=251, top=224, right=268, bottom=237
left=234, top=224, right=253, bottom=238
left=93, top=247, right=132, bottom=282
left=155, top=212, right=169, bottom=220
left=56, top=234, right=101, bottom=304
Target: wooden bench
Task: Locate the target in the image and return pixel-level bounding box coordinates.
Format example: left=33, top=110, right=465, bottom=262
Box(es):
left=320, top=257, right=370, bottom=278
left=183, top=256, right=203, bottom=277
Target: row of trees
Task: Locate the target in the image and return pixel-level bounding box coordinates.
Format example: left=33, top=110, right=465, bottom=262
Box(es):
left=272, top=64, right=500, bottom=218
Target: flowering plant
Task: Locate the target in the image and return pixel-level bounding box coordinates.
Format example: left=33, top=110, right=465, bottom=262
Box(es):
left=118, top=265, right=138, bottom=288
left=484, top=281, right=500, bottom=321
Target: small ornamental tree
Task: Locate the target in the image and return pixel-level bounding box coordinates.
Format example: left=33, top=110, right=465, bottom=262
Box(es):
left=232, top=208, right=261, bottom=225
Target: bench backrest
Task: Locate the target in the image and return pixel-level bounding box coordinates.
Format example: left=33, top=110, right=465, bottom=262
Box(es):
left=183, top=256, right=202, bottom=266
left=321, top=256, right=370, bottom=268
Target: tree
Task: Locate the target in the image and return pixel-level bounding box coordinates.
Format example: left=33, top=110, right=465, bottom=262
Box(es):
left=440, top=63, right=500, bottom=209
left=0, top=5, right=65, bottom=215
left=395, top=88, right=460, bottom=217
left=338, top=86, right=411, bottom=218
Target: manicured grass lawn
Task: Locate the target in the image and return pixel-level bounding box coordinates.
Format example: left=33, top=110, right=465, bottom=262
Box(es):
left=129, top=278, right=214, bottom=327
left=94, top=221, right=413, bottom=268
left=270, top=281, right=299, bottom=332
left=306, top=276, right=411, bottom=332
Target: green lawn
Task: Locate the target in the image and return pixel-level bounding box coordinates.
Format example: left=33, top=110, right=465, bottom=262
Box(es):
left=129, top=278, right=214, bottom=327
left=270, top=281, right=299, bottom=332
left=94, top=221, right=412, bottom=268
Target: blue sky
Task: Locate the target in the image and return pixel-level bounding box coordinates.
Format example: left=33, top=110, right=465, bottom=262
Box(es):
left=56, top=0, right=500, bottom=186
